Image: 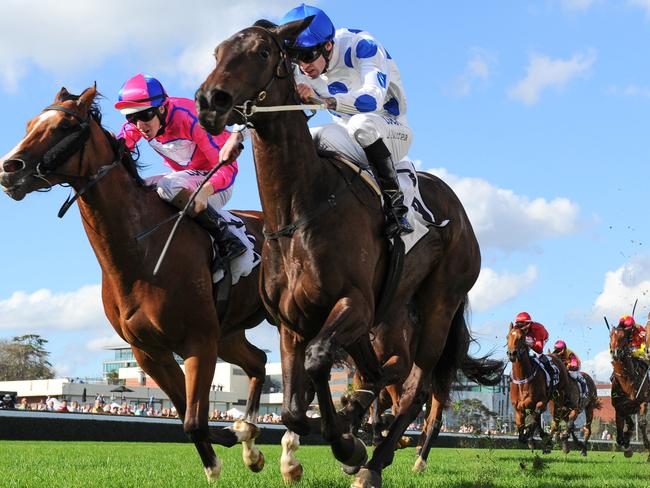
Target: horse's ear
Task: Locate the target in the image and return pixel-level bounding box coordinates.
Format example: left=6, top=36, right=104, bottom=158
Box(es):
left=273, top=16, right=315, bottom=46
left=254, top=19, right=278, bottom=29
left=54, top=87, right=70, bottom=102
left=78, top=83, right=97, bottom=109
left=509, top=322, right=514, bottom=330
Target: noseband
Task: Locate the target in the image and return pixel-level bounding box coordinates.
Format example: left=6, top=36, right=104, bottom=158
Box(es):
left=34, top=104, right=122, bottom=218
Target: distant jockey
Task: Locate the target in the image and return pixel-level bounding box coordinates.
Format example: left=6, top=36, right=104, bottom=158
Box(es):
left=513, top=311, right=552, bottom=368
left=619, top=315, right=646, bottom=359
left=552, top=339, right=587, bottom=395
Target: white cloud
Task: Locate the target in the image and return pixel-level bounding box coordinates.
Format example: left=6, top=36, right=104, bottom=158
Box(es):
left=508, top=50, right=596, bottom=105
left=87, top=334, right=128, bottom=352
left=582, top=349, right=612, bottom=382
left=450, top=48, right=497, bottom=97
left=630, top=0, right=650, bottom=18
left=469, top=266, right=538, bottom=312
left=592, top=254, right=650, bottom=322
left=426, top=168, right=581, bottom=250
left=560, top=0, right=596, bottom=11
left=0, top=0, right=298, bottom=91
left=0, top=285, right=106, bottom=331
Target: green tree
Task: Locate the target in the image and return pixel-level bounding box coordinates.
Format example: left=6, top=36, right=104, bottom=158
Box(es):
left=0, top=334, right=55, bottom=381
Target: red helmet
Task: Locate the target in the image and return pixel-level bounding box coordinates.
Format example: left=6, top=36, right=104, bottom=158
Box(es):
left=515, top=312, right=532, bottom=324
left=553, top=340, right=566, bottom=352
left=619, top=315, right=635, bottom=328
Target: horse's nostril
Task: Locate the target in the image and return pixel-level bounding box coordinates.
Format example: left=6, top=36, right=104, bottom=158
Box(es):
left=2, top=159, right=25, bottom=173
left=210, top=90, right=233, bottom=111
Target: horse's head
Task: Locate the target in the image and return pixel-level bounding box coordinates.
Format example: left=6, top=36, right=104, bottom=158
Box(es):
left=507, top=322, right=529, bottom=363
left=0, top=86, right=97, bottom=200
left=196, top=17, right=314, bottom=134
left=610, top=326, right=632, bottom=361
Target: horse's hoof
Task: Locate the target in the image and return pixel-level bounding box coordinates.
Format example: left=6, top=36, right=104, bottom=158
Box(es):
left=281, top=463, right=304, bottom=484
left=341, top=434, right=368, bottom=469
left=341, top=463, right=361, bottom=475
left=542, top=448, right=551, bottom=455
left=580, top=450, right=587, bottom=457
left=247, top=449, right=265, bottom=473
left=396, top=436, right=411, bottom=449
left=624, top=448, right=633, bottom=458
left=352, top=468, right=382, bottom=488
left=204, top=457, right=222, bottom=483
left=412, top=457, right=426, bottom=473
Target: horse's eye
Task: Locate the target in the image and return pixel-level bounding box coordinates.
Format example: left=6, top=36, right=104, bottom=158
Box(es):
left=259, top=49, right=271, bottom=60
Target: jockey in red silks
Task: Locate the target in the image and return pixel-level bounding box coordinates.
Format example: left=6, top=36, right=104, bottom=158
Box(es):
left=115, top=73, right=246, bottom=261
left=619, top=315, right=647, bottom=359
left=514, top=311, right=548, bottom=354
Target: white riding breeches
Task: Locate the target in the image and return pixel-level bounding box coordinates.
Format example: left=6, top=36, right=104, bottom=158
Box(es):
left=145, top=170, right=233, bottom=211
left=311, top=113, right=413, bottom=166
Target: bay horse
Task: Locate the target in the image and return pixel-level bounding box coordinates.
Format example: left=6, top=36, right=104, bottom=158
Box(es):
left=610, top=325, right=650, bottom=460
left=0, top=86, right=269, bottom=481
left=196, top=18, right=501, bottom=487
left=547, top=361, right=600, bottom=456
left=507, top=323, right=569, bottom=452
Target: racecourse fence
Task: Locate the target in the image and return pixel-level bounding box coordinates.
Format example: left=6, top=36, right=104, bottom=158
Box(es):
left=0, top=410, right=642, bottom=452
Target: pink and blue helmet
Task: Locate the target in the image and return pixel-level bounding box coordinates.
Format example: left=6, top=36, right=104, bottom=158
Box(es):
left=115, top=73, right=167, bottom=115
left=281, top=3, right=335, bottom=48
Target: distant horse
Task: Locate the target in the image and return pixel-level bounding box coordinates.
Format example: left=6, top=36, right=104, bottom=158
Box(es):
left=196, top=18, right=502, bottom=487
left=547, top=362, right=601, bottom=456
left=0, top=86, right=269, bottom=481
left=610, top=325, right=650, bottom=460
left=507, top=323, right=569, bottom=452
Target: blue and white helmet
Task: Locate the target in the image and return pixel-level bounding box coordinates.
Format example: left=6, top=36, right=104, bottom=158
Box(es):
left=281, top=3, right=335, bottom=48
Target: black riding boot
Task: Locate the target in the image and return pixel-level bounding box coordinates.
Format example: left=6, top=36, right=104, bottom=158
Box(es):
left=169, top=189, right=247, bottom=261
left=195, top=208, right=247, bottom=261
left=363, top=139, right=414, bottom=239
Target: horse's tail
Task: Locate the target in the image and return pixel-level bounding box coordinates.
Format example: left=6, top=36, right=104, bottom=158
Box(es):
left=432, top=296, right=504, bottom=401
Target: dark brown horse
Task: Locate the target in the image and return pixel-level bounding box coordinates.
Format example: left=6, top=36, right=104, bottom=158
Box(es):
left=507, top=324, right=569, bottom=452
left=610, top=325, right=650, bottom=460
left=547, top=361, right=600, bottom=456
left=0, top=86, right=269, bottom=481
left=196, top=18, right=501, bottom=487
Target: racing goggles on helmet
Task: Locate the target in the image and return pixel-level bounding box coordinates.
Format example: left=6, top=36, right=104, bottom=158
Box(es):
left=126, top=107, right=158, bottom=124
left=288, top=44, right=326, bottom=64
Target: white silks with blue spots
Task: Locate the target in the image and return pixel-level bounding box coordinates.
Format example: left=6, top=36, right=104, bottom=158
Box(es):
left=294, top=28, right=412, bottom=161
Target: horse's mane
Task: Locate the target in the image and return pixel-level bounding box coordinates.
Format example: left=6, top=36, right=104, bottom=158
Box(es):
left=61, top=89, right=147, bottom=187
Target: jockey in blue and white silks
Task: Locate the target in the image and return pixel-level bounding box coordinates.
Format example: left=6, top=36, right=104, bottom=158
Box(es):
left=281, top=4, right=414, bottom=239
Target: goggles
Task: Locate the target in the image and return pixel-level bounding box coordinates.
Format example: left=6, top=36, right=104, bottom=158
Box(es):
left=288, top=45, right=325, bottom=64
left=126, top=107, right=158, bottom=124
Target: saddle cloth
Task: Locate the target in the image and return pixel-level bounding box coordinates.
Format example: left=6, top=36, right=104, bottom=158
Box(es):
left=211, top=209, right=261, bottom=285
left=532, top=355, right=560, bottom=390
left=335, top=156, right=448, bottom=254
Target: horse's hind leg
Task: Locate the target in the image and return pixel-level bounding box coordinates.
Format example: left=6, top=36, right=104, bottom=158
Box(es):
left=639, top=402, right=650, bottom=461
left=413, top=391, right=444, bottom=473
left=218, top=331, right=267, bottom=473
left=131, top=347, right=222, bottom=482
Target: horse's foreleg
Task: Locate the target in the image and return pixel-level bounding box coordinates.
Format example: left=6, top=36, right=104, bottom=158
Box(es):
left=639, top=402, right=650, bottom=461
left=304, top=294, right=376, bottom=469
left=218, top=332, right=267, bottom=473
left=131, top=347, right=222, bottom=482
left=279, top=325, right=310, bottom=484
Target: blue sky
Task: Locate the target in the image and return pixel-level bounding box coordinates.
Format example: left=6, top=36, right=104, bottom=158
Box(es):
left=1, top=0, right=649, bottom=380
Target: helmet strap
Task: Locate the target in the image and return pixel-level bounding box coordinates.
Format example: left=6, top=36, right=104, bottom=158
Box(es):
left=154, top=105, right=168, bottom=138
left=322, top=41, right=334, bottom=74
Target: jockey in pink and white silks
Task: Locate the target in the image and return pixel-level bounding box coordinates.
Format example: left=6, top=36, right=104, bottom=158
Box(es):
left=115, top=73, right=246, bottom=260
left=281, top=4, right=414, bottom=239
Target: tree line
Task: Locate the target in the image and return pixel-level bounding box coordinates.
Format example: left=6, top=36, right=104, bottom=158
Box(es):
left=0, top=334, right=55, bottom=381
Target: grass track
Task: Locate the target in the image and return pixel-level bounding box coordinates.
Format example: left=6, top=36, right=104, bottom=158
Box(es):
left=0, top=441, right=649, bottom=487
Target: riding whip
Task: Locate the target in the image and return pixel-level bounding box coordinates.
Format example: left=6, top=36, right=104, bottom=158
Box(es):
left=153, top=145, right=242, bottom=276
left=604, top=316, right=611, bottom=331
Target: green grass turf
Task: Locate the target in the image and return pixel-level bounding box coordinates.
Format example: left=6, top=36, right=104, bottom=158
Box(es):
left=0, top=442, right=649, bottom=487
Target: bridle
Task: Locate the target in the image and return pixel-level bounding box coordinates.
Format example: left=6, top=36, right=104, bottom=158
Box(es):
left=32, top=104, right=123, bottom=218
left=230, top=27, right=326, bottom=127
